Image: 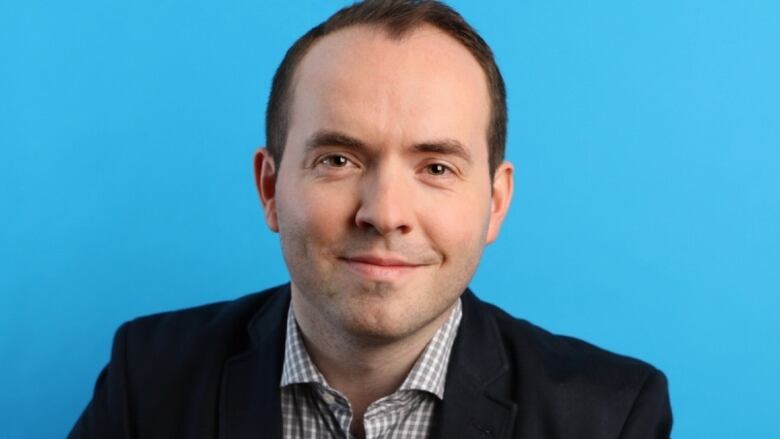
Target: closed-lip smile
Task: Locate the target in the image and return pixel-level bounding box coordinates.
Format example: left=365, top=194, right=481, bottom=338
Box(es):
left=339, top=254, right=425, bottom=281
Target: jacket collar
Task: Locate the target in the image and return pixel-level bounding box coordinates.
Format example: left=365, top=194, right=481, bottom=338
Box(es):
left=218, top=284, right=290, bottom=439
left=430, top=289, right=518, bottom=439
left=218, top=285, right=517, bottom=439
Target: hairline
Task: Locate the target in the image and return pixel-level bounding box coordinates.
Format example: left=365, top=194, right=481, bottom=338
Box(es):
left=283, top=23, right=492, bottom=167
left=266, top=2, right=507, bottom=180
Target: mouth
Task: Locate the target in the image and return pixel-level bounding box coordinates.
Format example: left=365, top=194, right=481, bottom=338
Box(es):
left=339, top=255, right=426, bottom=282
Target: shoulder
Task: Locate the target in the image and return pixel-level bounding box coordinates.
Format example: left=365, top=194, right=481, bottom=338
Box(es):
left=124, top=284, right=282, bottom=337
left=115, top=284, right=288, bottom=369
left=465, top=294, right=672, bottom=435
left=483, top=298, right=658, bottom=382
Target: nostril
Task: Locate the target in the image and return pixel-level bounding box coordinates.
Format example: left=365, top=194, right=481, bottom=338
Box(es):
left=353, top=207, right=412, bottom=235
left=353, top=177, right=414, bottom=235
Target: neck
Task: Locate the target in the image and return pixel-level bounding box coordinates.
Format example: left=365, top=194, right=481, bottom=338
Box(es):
left=290, top=289, right=455, bottom=424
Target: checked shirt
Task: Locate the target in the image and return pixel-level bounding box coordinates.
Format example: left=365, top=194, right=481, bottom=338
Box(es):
left=280, top=299, right=463, bottom=439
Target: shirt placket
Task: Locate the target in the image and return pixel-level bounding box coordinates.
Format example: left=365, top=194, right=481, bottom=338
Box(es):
left=318, top=385, right=353, bottom=438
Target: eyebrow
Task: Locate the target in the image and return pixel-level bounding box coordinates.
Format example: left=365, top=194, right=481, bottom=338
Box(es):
left=412, top=139, right=473, bottom=164
left=304, top=129, right=473, bottom=164
left=305, top=130, right=368, bottom=153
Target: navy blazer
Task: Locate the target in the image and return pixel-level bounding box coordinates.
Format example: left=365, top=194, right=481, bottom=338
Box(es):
left=70, top=284, right=672, bottom=438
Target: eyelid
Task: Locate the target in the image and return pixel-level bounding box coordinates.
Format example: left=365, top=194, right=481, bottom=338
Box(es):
left=314, top=152, right=360, bottom=168
left=421, top=160, right=459, bottom=177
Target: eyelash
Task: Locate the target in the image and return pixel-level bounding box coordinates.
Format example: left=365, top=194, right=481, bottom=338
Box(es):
left=318, top=154, right=354, bottom=168
left=424, top=163, right=454, bottom=176
left=316, top=154, right=455, bottom=177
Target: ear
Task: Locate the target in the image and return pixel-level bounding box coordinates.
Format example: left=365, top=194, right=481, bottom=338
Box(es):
left=254, top=147, right=280, bottom=233
left=485, top=161, right=514, bottom=244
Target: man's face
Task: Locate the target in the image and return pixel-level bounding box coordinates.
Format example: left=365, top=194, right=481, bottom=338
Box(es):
left=257, top=25, right=512, bottom=341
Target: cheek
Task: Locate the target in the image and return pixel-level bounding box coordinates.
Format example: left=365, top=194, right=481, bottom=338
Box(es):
left=421, top=187, right=491, bottom=259
left=276, top=180, right=356, bottom=250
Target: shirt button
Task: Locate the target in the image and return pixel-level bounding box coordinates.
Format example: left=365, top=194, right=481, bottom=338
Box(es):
left=321, top=391, right=335, bottom=405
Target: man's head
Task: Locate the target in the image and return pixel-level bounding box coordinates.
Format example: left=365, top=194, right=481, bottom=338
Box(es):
left=265, top=0, right=507, bottom=179
left=254, top=0, right=513, bottom=343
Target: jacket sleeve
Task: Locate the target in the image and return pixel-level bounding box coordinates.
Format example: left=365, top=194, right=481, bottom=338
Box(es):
left=617, top=368, right=673, bottom=439
left=68, top=322, right=133, bottom=439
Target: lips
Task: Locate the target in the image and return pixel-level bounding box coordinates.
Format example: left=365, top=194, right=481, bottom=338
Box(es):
left=345, top=255, right=419, bottom=267
left=339, top=254, right=425, bottom=282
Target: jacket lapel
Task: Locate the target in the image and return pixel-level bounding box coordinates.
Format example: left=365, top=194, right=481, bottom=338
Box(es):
left=431, top=290, right=518, bottom=439
left=216, top=285, right=517, bottom=438
left=218, top=284, right=290, bottom=439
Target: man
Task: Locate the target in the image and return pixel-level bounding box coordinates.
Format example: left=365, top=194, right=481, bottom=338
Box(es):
left=70, top=1, right=672, bottom=438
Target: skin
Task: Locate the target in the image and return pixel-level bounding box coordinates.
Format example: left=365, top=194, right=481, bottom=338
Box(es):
left=254, top=24, right=513, bottom=438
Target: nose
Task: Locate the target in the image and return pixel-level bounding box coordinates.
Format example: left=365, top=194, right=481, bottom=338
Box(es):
left=354, top=168, right=414, bottom=236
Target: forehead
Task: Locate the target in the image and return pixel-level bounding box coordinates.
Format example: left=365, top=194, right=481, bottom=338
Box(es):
left=287, top=25, right=491, bottom=158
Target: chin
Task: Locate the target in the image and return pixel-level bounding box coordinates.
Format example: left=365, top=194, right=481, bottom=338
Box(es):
left=336, top=286, right=439, bottom=341
left=340, top=313, right=415, bottom=342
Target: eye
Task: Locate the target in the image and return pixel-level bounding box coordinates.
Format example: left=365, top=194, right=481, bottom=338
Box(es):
left=319, top=154, right=351, bottom=167
left=425, top=163, right=452, bottom=176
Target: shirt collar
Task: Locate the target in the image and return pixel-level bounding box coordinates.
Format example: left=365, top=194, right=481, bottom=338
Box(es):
left=279, top=302, right=326, bottom=387
left=280, top=298, right=463, bottom=400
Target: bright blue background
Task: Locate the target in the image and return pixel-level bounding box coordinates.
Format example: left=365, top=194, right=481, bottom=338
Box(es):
left=1, top=0, right=777, bottom=437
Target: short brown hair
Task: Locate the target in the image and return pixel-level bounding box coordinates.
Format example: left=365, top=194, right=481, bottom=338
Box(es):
left=265, top=0, right=507, bottom=178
